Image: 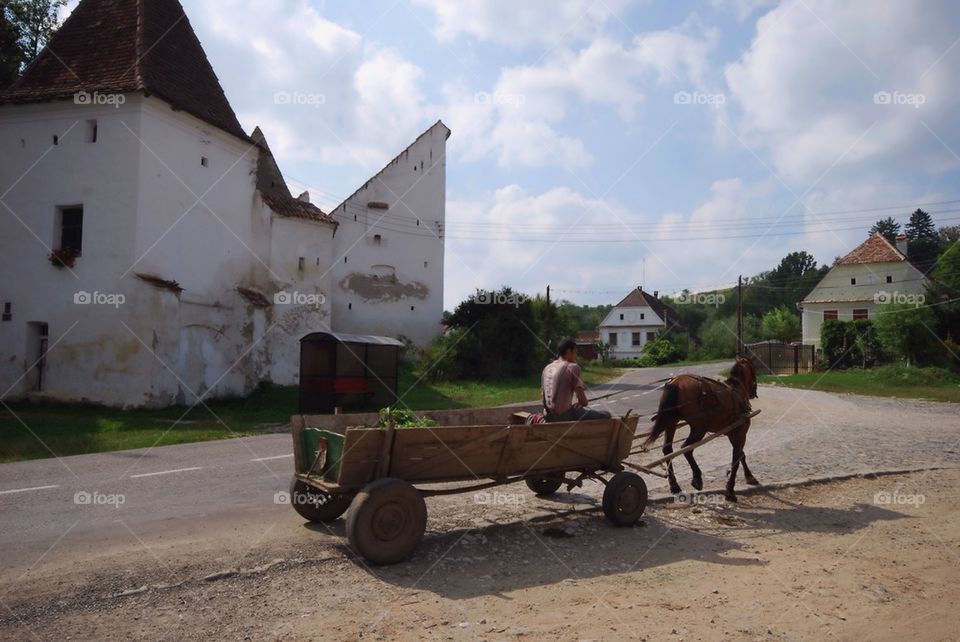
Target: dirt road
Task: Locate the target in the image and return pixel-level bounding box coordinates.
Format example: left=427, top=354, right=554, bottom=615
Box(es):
left=3, top=469, right=959, bottom=641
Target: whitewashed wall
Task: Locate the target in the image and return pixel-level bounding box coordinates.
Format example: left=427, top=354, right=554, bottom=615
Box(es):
left=329, top=123, right=448, bottom=347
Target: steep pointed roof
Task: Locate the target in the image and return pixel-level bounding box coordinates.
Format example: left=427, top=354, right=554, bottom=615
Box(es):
left=836, top=232, right=907, bottom=265
left=252, top=127, right=336, bottom=226
left=1, top=0, right=247, bottom=141
left=611, top=287, right=685, bottom=333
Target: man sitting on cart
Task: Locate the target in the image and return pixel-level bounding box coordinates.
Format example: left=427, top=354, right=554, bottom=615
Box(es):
left=541, top=339, right=612, bottom=423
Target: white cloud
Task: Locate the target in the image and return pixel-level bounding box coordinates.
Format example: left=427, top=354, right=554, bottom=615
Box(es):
left=725, top=0, right=960, bottom=185
left=185, top=0, right=432, bottom=171
left=444, top=26, right=718, bottom=168
left=412, top=0, right=633, bottom=48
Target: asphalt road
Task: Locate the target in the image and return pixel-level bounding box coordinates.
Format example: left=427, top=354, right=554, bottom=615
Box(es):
left=2, top=360, right=958, bottom=587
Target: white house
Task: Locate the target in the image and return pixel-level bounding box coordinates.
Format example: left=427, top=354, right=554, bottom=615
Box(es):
left=598, top=288, right=684, bottom=359
left=799, top=233, right=928, bottom=347
left=0, top=0, right=447, bottom=407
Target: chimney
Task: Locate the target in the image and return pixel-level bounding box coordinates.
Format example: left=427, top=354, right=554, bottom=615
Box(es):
left=895, top=234, right=908, bottom=256
left=297, top=191, right=310, bottom=203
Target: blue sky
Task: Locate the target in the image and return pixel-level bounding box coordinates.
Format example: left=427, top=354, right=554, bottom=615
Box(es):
left=67, top=0, right=960, bottom=308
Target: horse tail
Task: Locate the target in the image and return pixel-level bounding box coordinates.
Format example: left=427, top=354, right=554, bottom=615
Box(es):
left=645, top=381, right=680, bottom=446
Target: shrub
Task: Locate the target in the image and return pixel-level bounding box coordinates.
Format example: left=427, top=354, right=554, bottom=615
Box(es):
left=821, top=319, right=883, bottom=369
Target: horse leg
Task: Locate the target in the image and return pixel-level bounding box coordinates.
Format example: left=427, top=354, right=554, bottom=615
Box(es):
left=682, top=429, right=705, bottom=491
left=740, top=452, right=759, bottom=486
left=662, top=425, right=682, bottom=495
left=725, top=431, right=745, bottom=502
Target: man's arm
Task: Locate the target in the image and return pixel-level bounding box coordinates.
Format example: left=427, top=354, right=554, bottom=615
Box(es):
left=571, top=364, right=589, bottom=406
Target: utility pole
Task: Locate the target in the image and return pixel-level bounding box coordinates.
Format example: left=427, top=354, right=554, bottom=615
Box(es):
left=736, top=275, right=743, bottom=356
left=545, top=285, right=552, bottom=358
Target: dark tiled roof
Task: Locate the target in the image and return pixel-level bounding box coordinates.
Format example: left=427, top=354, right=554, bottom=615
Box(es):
left=836, top=233, right=907, bottom=265
left=613, top=287, right=685, bottom=333
left=575, top=330, right=599, bottom=344
left=1, top=0, right=248, bottom=141
left=252, top=127, right=336, bottom=226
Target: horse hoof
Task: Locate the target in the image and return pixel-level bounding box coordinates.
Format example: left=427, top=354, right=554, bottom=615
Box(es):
left=725, top=493, right=738, bottom=503
left=670, top=486, right=682, bottom=495
left=745, top=477, right=760, bottom=486
left=691, top=478, right=703, bottom=491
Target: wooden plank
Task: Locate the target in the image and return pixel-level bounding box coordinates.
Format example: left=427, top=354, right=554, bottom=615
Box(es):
left=390, top=425, right=511, bottom=481
left=337, top=428, right=384, bottom=487
left=376, top=422, right=396, bottom=479
left=494, top=425, right=528, bottom=479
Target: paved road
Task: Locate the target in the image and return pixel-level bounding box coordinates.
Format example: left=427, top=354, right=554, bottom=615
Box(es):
left=1, top=361, right=958, bottom=585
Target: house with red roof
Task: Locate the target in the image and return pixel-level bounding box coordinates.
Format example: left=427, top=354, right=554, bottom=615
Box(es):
left=598, top=287, right=684, bottom=359
left=798, top=233, right=928, bottom=347
left=0, top=0, right=447, bottom=406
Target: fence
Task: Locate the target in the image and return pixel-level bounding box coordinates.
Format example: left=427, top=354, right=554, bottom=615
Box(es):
left=744, top=341, right=815, bottom=375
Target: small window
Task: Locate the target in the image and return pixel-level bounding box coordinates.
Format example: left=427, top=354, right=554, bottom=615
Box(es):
left=608, top=333, right=618, bottom=346
left=619, top=313, right=624, bottom=320
left=411, top=306, right=415, bottom=311
left=348, top=303, right=352, bottom=310
left=850, top=277, right=857, bottom=285
left=85, top=120, right=98, bottom=143
left=853, top=309, right=868, bottom=320
left=647, top=332, right=656, bottom=342
left=52, top=135, right=59, bottom=145
left=640, top=313, right=645, bottom=320
left=823, top=310, right=838, bottom=321
left=2, top=302, right=11, bottom=322
left=344, top=257, right=348, bottom=263
left=201, top=156, right=209, bottom=167
left=373, top=234, right=382, bottom=245
left=58, top=206, right=84, bottom=254
left=632, top=332, right=641, bottom=346
left=886, top=275, right=893, bottom=283
left=298, top=257, right=305, bottom=272
left=424, top=261, right=428, bottom=269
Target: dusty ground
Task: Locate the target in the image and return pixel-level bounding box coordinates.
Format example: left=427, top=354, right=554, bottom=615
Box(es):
left=2, top=468, right=958, bottom=641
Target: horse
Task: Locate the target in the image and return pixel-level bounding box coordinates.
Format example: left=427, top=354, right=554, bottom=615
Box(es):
left=645, top=356, right=758, bottom=502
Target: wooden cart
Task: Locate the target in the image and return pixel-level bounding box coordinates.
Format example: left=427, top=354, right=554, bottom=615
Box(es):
left=289, top=407, right=643, bottom=564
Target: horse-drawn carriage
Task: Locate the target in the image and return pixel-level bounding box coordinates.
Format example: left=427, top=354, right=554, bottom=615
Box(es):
left=288, top=357, right=760, bottom=565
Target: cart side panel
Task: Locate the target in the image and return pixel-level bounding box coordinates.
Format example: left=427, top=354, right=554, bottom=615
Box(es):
left=615, top=416, right=640, bottom=463
left=389, top=424, right=512, bottom=481
left=337, top=428, right=385, bottom=486
left=509, top=420, right=617, bottom=473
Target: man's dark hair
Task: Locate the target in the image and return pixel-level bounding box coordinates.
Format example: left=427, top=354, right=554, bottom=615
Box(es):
left=557, top=338, right=578, bottom=357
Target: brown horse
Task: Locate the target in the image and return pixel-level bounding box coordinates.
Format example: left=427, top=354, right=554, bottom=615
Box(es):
left=645, top=356, right=758, bottom=502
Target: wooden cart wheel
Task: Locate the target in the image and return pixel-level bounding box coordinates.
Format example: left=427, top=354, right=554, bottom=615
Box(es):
left=346, top=478, right=427, bottom=565
left=525, top=476, right=564, bottom=496
left=602, top=472, right=647, bottom=526
left=289, top=477, right=353, bottom=523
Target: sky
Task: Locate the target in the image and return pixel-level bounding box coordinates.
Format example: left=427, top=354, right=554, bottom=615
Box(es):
left=66, top=0, right=960, bottom=308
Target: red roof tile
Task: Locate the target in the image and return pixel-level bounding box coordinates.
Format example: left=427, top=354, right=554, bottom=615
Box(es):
left=1, top=0, right=247, bottom=141
left=836, top=233, right=907, bottom=265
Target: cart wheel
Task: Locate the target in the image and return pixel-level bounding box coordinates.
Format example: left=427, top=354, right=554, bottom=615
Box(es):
left=289, top=478, right=353, bottom=523
left=526, top=476, right=564, bottom=496
left=346, top=478, right=427, bottom=565
left=602, top=472, right=647, bottom=526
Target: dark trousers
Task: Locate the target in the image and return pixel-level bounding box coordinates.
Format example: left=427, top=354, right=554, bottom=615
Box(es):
left=545, top=407, right=612, bottom=423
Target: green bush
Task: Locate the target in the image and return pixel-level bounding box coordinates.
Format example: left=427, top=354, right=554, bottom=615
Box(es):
left=377, top=407, right=437, bottom=428
left=868, top=365, right=960, bottom=386
left=821, top=319, right=883, bottom=369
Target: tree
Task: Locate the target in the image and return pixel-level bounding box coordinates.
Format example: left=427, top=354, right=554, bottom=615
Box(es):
left=759, top=306, right=801, bottom=343
left=928, top=241, right=960, bottom=346
left=873, top=302, right=939, bottom=366
left=905, top=209, right=937, bottom=240
left=7, top=0, right=65, bottom=67
left=939, top=225, right=960, bottom=245
left=869, top=217, right=901, bottom=243
left=0, top=2, right=25, bottom=88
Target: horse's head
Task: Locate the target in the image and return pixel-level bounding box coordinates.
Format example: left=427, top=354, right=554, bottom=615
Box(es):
left=731, top=356, right=758, bottom=399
